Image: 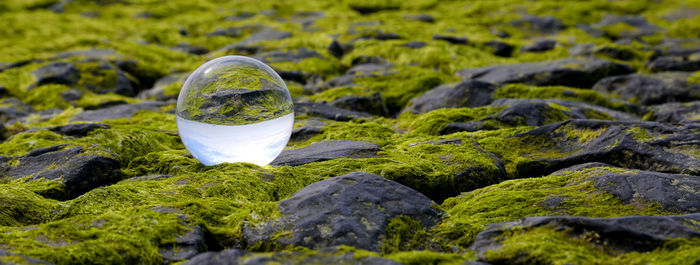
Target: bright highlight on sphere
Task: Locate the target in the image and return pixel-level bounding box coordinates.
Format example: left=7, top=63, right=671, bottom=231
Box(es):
left=176, top=56, right=294, bottom=166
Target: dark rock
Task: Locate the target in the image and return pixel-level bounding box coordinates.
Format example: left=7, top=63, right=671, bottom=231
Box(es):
left=32, top=62, right=80, bottom=86
left=595, top=46, right=636, bottom=60
left=511, top=119, right=700, bottom=177
left=0, top=86, right=9, bottom=97
left=489, top=98, right=638, bottom=121
left=407, top=14, right=435, bottom=23
left=432, top=35, right=468, bottom=45
left=0, top=98, right=35, bottom=123
left=651, top=38, right=700, bottom=58
left=328, top=39, right=354, bottom=58
left=184, top=248, right=402, bottom=265
left=577, top=24, right=606, bottom=38
left=271, top=140, right=381, bottom=166
left=3, top=145, right=121, bottom=200
left=510, top=15, right=564, bottom=34
left=355, top=30, right=402, bottom=41
left=483, top=41, right=514, bottom=57
left=440, top=122, right=489, bottom=134
left=290, top=118, right=326, bottom=142
left=137, top=73, right=187, bottom=101
left=243, top=172, right=442, bottom=251
left=256, top=48, right=323, bottom=63
left=520, top=39, right=556, bottom=53
left=593, top=15, right=663, bottom=40
left=404, top=80, right=496, bottom=114
left=79, top=62, right=139, bottom=96
left=349, top=4, right=399, bottom=15
left=0, top=59, right=44, bottom=73
left=294, top=102, right=372, bottom=121
left=646, top=101, right=700, bottom=123
left=351, top=56, right=387, bottom=66
left=403, top=41, right=426, bottom=49
left=0, top=249, right=53, bottom=264
left=457, top=58, right=635, bottom=88
left=588, top=169, right=700, bottom=212
left=408, top=138, right=463, bottom=147
left=647, top=53, right=700, bottom=72
left=60, top=89, right=84, bottom=103
left=330, top=93, right=388, bottom=116
left=206, top=27, right=244, bottom=38
left=472, top=214, right=700, bottom=257
left=663, top=8, right=700, bottom=21
left=276, top=69, right=321, bottom=85
left=593, top=72, right=700, bottom=105
left=568, top=43, right=596, bottom=57
left=237, top=27, right=292, bottom=45
left=159, top=225, right=210, bottom=263
left=70, top=101, right=167, bottom=122
left=171, top=43, right=209, bottom=55
left=48, top=123, right=110, bottom=137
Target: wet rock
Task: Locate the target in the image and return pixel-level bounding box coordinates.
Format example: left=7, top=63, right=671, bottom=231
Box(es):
left=404, top=80, right=496, bottom=114
left=206, top=27, right=244, bottom=38
left=0, top=98, right=35, bottom=123
left=0, top=249, right=53, bottom=264
left=511, top=119, right=700, bottom=177
left=159, top=225, right=210, bottom=263
left=457, top=58, right=635, bottom=88
left=184, top=248, right=402, bottom=265
left=32, top=61, right=80, bottom=86
left=171, top=43, right=209, bottom=55
left=243, top=172, right=442, bottom=251
left=256, top=48, right=323, bottom=63
left=647, top=52, right=700, bottom=72
left=48, top=123, right=110, bottom=137
left=407, top=14, right=435, bottom=23
left=271, top=140, right=381, bottom=166
left=0, top=86, right=10, bottom=98
left=520, top=39, right=556, bottom=53
left=290, top=118, right=327, bottom=142
left=593, top=15, right=663, bottom=40
left=355, top=30, right=402, bottom=41
left=510, top=15, right=564, bottom=34
left=646, top=101, right=700, bottom=123
left=403, top=41, right=426, bottom=49
left=489, top=98, right=638, bottom=121
left=330, top=93, right=388, bottom=116
left=2, top=145, right=121, bottom=200
left=349, top=4, right=399, bottom=15
left=472, top=214, right=700, bottom=258
left=593, top=72, right=700, bottom=105
left=328, top=39, right=353, bottom=58
left=0, top=59, right=44, bottom=73
left=595, top=46, right=636, bottom=60
left=483, top=41, right=514, bottom=57
left=433, top=35, right=468, bottom=45
left=294, top=102, right=372, bottom=121
left=70, top=101, right=167, bottom=122
left=137, top=73, right=188, bottom=101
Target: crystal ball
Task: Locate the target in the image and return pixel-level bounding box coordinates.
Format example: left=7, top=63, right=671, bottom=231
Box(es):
left=176, top=56, right=294, bottom=166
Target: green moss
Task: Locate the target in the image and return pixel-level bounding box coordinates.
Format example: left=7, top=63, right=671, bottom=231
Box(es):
left=625, top=127, right=654, bottom=142
left=74, top=92, right=139, bottom=110
left=0, top=129, right=68, bottom=157
left=0, top=184, right=60, bottom=226
left=76, top=126, right=183, bottom=164
left=384, top=250, right=467, bottom=265
left=304, top=118, right=397, bottom=146
left=381, top=216, right=431, bottom=254
left=396, top=107, right=504, bottom=135
left=309, top=86, right=369, bottom=103
left=481, top=227, right=700, bottom=265
left=22, top=84, right=71, bottom=111
left=494, top=83, right=627, bottom=111
left=433, top=166, right=670, bottom=249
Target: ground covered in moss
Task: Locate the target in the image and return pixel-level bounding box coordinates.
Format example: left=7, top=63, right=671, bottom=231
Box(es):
left=1, top=0, right=700, bottom=264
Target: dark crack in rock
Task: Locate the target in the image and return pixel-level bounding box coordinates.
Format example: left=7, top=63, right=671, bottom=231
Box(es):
left=271, top=140, right=381, bottom=166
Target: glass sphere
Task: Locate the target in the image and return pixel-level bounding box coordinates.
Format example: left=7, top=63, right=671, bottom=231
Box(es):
left=176, top=56, right=294, bottom=166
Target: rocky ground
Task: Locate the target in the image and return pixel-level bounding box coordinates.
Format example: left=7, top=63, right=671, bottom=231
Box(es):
left=0, top=0, right=699, bottom=264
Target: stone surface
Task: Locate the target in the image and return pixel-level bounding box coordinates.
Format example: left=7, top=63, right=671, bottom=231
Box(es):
left=646, top=101, right=700, bottom=123
left=404, top=80, right=496, bottom=114
left=457, top=58, right=635, bottom=88
left=48, top=123, right=110, bottom=137
left=520, top=39, right=556, bottom=53
left=0, top=250, right=53, bottom=265
left=483, top=41, right=514, bottom=57
left=271, top=140, right=381, bottom=166
left=593, top=72, right=700, bottom=105
left=32, top=62, right=80, bottom=86
left=647, top=52, right=700, bottom=72
left=472, top=214, right=700, bottom=256
left=0, top=98, right=35, bottom=123
left=294, top=102, right=373, bottom=121
left=511, top=119, right=700, bottom=177
left=159, top=225, right=210, bottom=263
left=432, top=35, right=468, bottom=45
left=510, top=15, right=564, bottom=34
left=184, top=248, right=402, bottom=265
left=243, top=172, right=442, bottom=251
left=330, top=93, right=389, bottom=116
left=70, top=101, right=167, bottom=121
left=1, top=145, right=121, bottom=200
